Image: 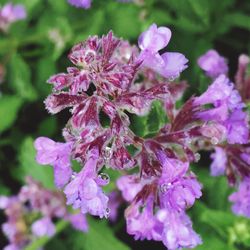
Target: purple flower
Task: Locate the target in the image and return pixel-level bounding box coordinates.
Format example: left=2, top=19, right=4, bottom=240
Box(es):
left=34, top=137, right=72, bottom=188
left=138, top=24, right=188, bottom=79
left=117, top=175, right=143, bottom=202
left=125, top=198, right=162, bottom=241
left=107, top=191, right=122, bottom=222
left=138, top=24, right=171, bottom=53
left=157, top=156, right=202, bottom=211
left=0, top=3, right=26, bottom=31
left=235, top=54, right=250, bottom=101
left=64, top=148, right=109, bottom=218
left=31, top=217, right=56, bottom=237
left=198, top=50, right=228, bottom=78
left=194, top=75, right=249, bottom=144
left=68, top=0, right=92, bottom=9
left=156, top=209, right=202, bottom=249
left=68, top=213, right=88, bottom=232
left=210, top=147, right=227, bottom=176
left=229, top=178, right=250, bottom=218
left=225, top=109, right=249, bottom=144
left=3, top=245, right=20, bottom=250
left=0, top=196, right=10, bottom=209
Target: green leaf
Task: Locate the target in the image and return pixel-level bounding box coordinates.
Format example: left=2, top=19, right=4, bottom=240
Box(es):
left=0, top=95, right=23, bottom=134
left=130, top=101, right=167, bottom=137
left=187, top=0, right=210, bottom=26
left=223, top=13, right=250, bottom=31
left=38, top=116, right=57, bottom=137
left=36, top=56, right=56, bottom=96
left=106, top=3, right=141, bottom=39
left=199, top=204, right=236, bottom=239
left=147, top=100, right=167, bottom=134
left=18, top=137, right=54, bottom=189
left=9, top=54, right=37, bottom=101
left=72, top=217, right=130, bottom=250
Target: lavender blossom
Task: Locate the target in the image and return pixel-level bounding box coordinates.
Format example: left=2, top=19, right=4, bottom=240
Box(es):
left=198, top=50, right=228, bottom=78
left=210, top=147, right=227, bottom=176
left=229, top=178, right=250, bottom=218
left=0, top=177, right=88, bottom=249
left=64, top=148, right=109, bottom=218
left=138, top=24, right=188, bottom=79
left=157, top=209, right=202, bottom=249
left=0, top=3, right=26, bottom=31
left=34, top=137, right=73, bottom=188
left=68, top=0, right=92, bottom=8
left=194, top=74, right=249, bottom=144
left=31, top=217, right=56, bottom=237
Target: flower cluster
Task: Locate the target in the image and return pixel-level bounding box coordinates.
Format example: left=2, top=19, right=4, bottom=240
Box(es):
left=0, top=177, right=88, bottom=250
left=35, top=24, right=250, bottom=249
left=206, top=53, right=250, bottom=218
left=0, top=3, right=26, bottom=32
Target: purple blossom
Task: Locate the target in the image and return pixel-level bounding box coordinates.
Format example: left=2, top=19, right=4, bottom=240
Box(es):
left=229, top=178, right=250, bottom=217
left=125, top=197, right=162, bottom=241
left=157, top=154, right=202, bottom=211
left=0, top=3, right=26, bottom=31
left=34, top=137, right=73, bottom=188
left=68, top=213, right=88, bottom=232
left=68, top=0, right=92, bottom=8
left=64, top=148, right=109, bottom=218
left=138, top=24, right=188, bottom=79
left=194, top=74, right=249, bottom=144
left=3, top=245, right=20, bottom=250
left=117, top=175, right=144, bottom=202
left=156, top=209, right=202, bottom=249
left=235, top=54, right=250, bottom=101
left=210, top=147, right=227, bottom=176
left=31, top=217, right=56, bottom=237
left=0, top=177, right=88, bottom=249
left=107, top=191, right=122, bottom=222
left=198, top=50, right=228, bottom=78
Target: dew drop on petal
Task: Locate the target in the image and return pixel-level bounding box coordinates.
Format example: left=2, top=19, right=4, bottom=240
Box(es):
left=98, top=173, right=110, bottom=185
left=211, top=137, right=219, bottom=145
left=168, top=76, right=175, bottom=82
left=105, top=207, right=110, bottom=218
left=194, top=153, right=201, bottom=162
left=160, top=183, right=171, bottom=193
left=104, top=146, right=112, bottom=160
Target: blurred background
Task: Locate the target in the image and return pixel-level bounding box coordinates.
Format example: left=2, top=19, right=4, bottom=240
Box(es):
left=0, top=0, right=250, bottom=249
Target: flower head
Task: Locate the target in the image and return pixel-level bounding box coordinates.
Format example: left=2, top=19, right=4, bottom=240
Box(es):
left=198, top=50, right=228, bottom=78
left=138, top=24, right=188, bottom=79
left=0, top=3, right=26, bottom=31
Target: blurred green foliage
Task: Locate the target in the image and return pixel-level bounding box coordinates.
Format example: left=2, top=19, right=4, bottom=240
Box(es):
left=0, top=0, right=250, bottom=249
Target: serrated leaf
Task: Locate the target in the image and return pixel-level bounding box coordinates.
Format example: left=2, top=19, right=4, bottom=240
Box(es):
left=0, top=95, right=23, bottom=134
left=9, top=54, right=37, bottom=101
left=18, top=137, right=54, bottom=189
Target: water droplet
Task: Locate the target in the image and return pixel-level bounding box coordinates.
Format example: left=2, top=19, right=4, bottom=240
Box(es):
left=194, top=153, right=200, bottom=162
left=105, top=207, right=110, bottom=218
left=160, top=183, right=171, bottom=193
left=168, top=76, right=175, bottom=82
left=211, top=137, right=219, bottom=145
left=71, top=173, right=76, bottom=180
left=186, top=138, right=192, bottom=144
left=104, top=146, right=112, bottom=160
left=98, top=173, right=110, bottom=184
